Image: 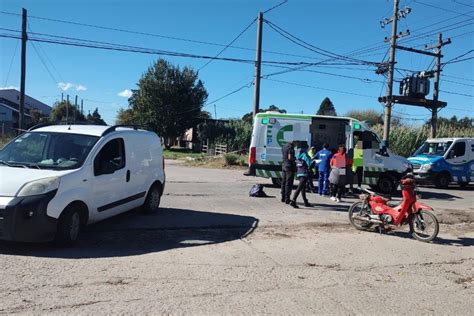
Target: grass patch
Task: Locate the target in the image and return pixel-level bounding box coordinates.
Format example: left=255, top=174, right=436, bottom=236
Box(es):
left=185, top=153, right=248, bottom=170
left=163, top=147, right=205, bottom=160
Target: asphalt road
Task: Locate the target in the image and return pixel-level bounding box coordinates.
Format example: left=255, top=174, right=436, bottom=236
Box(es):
left=0, top=160, right=472, bottom=314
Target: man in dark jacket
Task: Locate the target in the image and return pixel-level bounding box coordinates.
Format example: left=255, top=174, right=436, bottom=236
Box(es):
left=281, top=141, right=296, bottom=204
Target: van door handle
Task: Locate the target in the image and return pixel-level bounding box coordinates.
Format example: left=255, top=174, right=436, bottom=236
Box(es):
left=126, top=170, right=130, bottom=182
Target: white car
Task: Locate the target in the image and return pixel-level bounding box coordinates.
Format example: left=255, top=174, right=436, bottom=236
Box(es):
left=0, top=124, right=165, bottom=245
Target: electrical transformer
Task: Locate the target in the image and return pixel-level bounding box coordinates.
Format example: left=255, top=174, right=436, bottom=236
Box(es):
left=399, top=76, right=430, bottom=98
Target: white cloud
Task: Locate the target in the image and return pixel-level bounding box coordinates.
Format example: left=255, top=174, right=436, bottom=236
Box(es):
left=76, top=84, right=87, bottom=91
left=0, top=86, right=19, bottom=90
left=118, top=89, right=133, bottom=98
left=58, top=82, right=87, bottom=91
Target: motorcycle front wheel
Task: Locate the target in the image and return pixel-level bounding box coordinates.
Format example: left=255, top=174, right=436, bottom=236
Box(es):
left=409, top=210, right=439, bottom=242
left=348, top=202, right=374, bottom=230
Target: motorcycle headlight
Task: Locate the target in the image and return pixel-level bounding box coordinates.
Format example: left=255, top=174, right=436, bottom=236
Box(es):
left=17, top=177, right=60, bottom=197
left=420, top=164, right=432, bottom=171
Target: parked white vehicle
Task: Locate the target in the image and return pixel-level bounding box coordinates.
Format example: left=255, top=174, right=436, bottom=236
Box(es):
left=0, top=124, right=165, bottom=245
left=247, top=112, right=411, bottom=194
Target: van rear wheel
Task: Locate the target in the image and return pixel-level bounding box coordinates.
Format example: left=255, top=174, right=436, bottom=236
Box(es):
left=377, top=176, right=395, bottom=195
left=55, top=206, right=81, bottom=246
left=143, top=183, right=162, bottom=213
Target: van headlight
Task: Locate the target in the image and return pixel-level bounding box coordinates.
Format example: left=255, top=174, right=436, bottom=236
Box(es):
left=17, top=177, right=60, bottom=197
left=420, top=164, right=432, bottom=171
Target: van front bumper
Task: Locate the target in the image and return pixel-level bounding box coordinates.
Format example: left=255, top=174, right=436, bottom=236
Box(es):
left=0, top=190, right=58, bottom=242
left=413, top=170, right=437, bottom=184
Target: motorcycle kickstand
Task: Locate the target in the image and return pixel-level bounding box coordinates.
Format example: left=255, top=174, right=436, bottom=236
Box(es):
left=378, top=224, right=384, bottom=235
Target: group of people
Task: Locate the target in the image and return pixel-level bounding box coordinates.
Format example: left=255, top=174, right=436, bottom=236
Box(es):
left=281, top=140, right=363, bottom=208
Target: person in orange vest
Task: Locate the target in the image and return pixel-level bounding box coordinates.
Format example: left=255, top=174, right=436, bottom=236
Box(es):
left=329, top=145, right=353, bottom=202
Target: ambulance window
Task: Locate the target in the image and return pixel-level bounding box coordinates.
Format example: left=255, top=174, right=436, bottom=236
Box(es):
left=358, top=131, right=379, bottom=149
left=447, top=142, right=466, bottom=159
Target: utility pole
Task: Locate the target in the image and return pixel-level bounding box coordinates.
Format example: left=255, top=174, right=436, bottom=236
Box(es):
left=253, top=12, right=263, bottom=117
left=61, top=92, right=64, bottom=102
left=430, top=33, right=451, bottom=138
left=18, top=8, right=27, bottom=133
left=74, top=95, right=78, bottom=123
left=382, top=0, right=399, bottom=147
left=66, top=94, right=69, bottom=124
left=214, top=104, right=217, bottom=119
left=81, top=99, right=84, bottom=116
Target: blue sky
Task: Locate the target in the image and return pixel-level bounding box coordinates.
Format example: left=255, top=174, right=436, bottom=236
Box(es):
left=0, top=0, right=473, bottom=124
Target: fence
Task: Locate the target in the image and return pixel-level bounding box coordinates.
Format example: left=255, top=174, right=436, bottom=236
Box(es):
left=201, top=139, right=227, bottom=156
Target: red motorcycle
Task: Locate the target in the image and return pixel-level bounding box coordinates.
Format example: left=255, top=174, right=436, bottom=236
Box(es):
left=348, top=176, right=439, bottom=242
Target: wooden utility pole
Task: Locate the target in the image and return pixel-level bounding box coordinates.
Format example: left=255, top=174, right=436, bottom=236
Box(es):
left=382, top=0, right=399, bottom=147
left=18, top=8, right=27, bottom=133
left=81, top=99, right=84, bottom=116
left=431, top=33, right=442, bottom=138
left=253, top=12, right=263, bottom=117
left=66, top=94, right=69, bottom=124
left=74, top=95, right=78, bottom=123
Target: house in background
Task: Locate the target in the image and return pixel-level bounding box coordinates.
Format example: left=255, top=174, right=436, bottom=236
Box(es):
left=0, top=89, right=52, bottom=134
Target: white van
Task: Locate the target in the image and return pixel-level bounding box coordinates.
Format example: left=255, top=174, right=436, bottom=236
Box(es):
left=0, top=124, right=165, bottom=245
left=247, top=112, right=411, bottom=194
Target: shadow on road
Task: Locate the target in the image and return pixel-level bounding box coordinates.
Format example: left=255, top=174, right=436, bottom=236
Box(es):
left=0, top=208, right=259, bottom=259
left=418, top=191, right=462, bottom=201
left=381, top=230, right=474, bottom=247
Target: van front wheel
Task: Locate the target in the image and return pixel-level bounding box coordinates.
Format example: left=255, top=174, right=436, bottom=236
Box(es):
left=55, top=206, right=81, bottom=246
left=143, top=183, right=162, bottom=213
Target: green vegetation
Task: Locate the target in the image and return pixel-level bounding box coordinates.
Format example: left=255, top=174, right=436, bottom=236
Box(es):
left=185, top=153, right=248, bottom=169
left=116, top=58, right=209, bottom=149
left=372, top=123, right=474, bottom=157
left=163, top=148, right=205, bottom=160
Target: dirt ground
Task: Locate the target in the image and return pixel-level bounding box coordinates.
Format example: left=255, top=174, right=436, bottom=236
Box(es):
left=0, top=160, right=472, bottom=314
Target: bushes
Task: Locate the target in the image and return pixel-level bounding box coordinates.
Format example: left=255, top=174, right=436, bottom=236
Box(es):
left=372, top=124, right=474, bottom=157
left=224, top=153, right=240, bottom=166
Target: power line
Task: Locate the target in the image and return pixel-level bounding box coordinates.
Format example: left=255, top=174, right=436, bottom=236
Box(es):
left=263, top=78, right=378, bottom=98
left=453, top=0, right=474, bottom=9
left=440, top=89, right=474, bottom=97
left=263, top=0, right=289, bottom=14
left=443, top=79, right=474, bottom=87
left=444, top=73, right=474, bottom=82
left=0, top=30, right=331, bottom=67
left=197, top=18, right=256, bottom=72
left=30, top=39, right=59, bottom=85
left=3, top=40, right=18, bottom=86
left=0, top=10, right=323, bottom=62
left=414, top=0, right=474, bottom=18
left=264, top=19, right=380, bottom=66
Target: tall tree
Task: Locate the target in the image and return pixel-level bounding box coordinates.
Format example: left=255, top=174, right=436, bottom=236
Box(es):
left=123, top=59, right=208, bottom=148
left=242, top=104, right=287, bottom=123
left=50, top=101, right=86, bottom=122
left=316, top=97, right=337, bottom=116
left=345, top=109, right=383, bottom=126
left=86, top=108, right=107, bottom=125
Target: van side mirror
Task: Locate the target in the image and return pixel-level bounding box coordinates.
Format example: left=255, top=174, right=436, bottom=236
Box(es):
left=378, top=141, right=389, bottom=156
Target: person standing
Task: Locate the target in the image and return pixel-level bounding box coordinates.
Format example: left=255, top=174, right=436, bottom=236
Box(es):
left=306, top=145, right=317, bottom=193
left=329, top=145, right=352, bottom=202
left=352, top=139, right=364, bottom=191
left=315, top=143, right=332, bottom=196
left=281, top=141, right=296, bottom=204
left=290, top=145, right=312, bottom=208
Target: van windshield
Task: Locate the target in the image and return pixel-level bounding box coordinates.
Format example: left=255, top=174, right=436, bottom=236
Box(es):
left=414, top=141, right=453, bottom=156
left=0, top=132, right=99, bottom=170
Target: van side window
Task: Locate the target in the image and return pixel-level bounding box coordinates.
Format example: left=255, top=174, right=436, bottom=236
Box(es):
left=447, top=142, right=466, bottom=159
left=94, top=138, right=126, bottom=176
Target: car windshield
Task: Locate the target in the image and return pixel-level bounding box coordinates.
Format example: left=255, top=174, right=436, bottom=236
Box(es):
left=0, top=132, right=99, bottom=170
left=414, top=141, right=453, bottom=156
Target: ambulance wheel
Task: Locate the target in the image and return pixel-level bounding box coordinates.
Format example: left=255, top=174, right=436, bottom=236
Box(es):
left=459, top=182, right=469, bottom=189
left=377, top=176, right=395, bottom=195
left=143, top=182, right=162, bottom=213
left=435, top=172, right=450, bottom=189
left=271, top=177, right=282, bottom=187
left=55, top=206, right=81, bottom=246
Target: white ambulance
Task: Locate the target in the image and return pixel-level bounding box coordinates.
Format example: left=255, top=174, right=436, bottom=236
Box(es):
left=247, top=112, right=411, bottom=194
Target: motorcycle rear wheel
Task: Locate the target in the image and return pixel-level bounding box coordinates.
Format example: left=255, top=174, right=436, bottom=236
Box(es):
left=409, top=210, right=439, bottom=242
left=348, top=202, right=374, bottom=230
